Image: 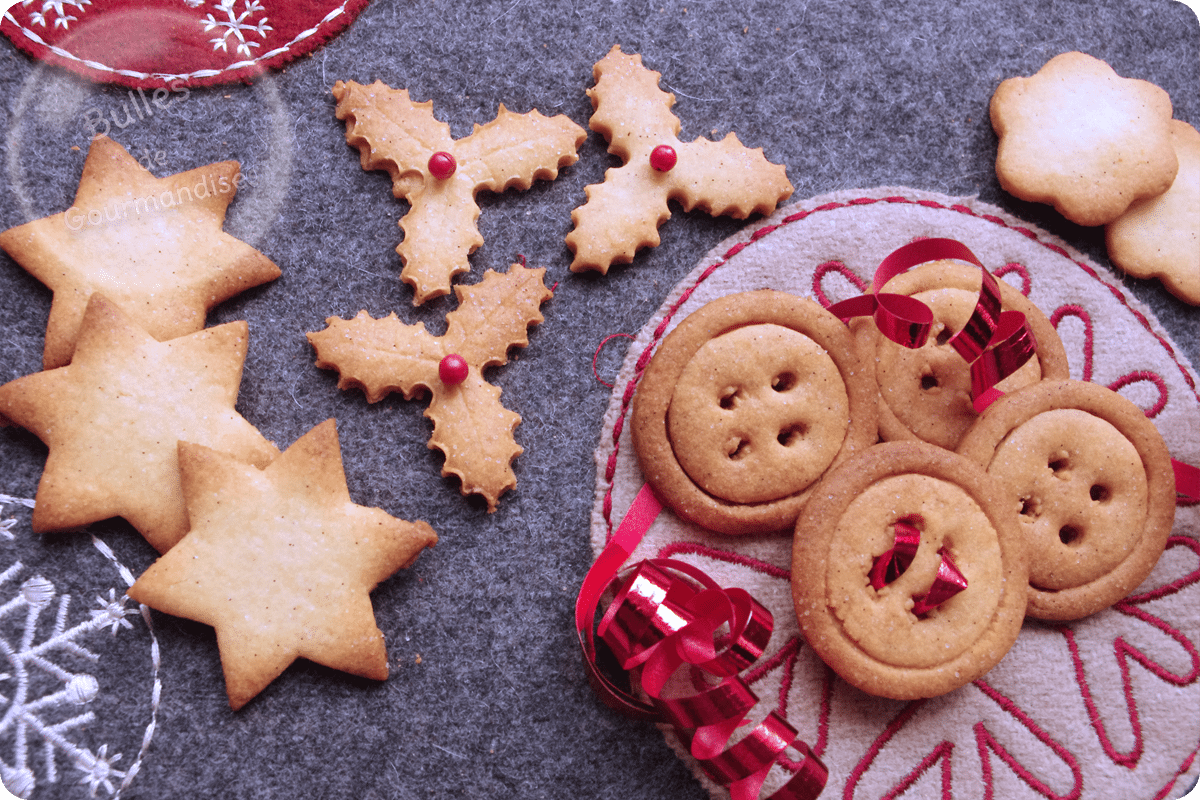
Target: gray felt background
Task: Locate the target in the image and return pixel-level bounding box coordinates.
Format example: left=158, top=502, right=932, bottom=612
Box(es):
left=0, top=1, right=1197, bottom=798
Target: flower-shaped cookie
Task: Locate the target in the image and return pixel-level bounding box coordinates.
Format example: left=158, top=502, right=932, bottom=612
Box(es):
left=990, top=51, right=1177, bottom=227
left=566, top=46, right=793, bottom=274
left=333, top=80, right=585, bottom=304
left=1106, top=119, right=1200, bottom=305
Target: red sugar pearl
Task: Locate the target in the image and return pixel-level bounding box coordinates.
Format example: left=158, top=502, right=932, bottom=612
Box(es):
left=428, top=151, right=457, bottom=180
left=649, top=144, right=677, bottom=172
left=438, top=353, right=469, bottom=385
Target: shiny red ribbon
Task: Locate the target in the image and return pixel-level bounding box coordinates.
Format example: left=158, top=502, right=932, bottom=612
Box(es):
left=827, top=238, right=1037, bottom=412
left=576, top=485, right=828, bottom=800
left=868, top=514, right=968, bottom=616
left=1175, top=459, right=1200, bottom=503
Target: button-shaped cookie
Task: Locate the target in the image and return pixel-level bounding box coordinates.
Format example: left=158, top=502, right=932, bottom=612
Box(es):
left=853, top=259, right=1069, bottom=450
left=957, top=379, right=1176, bottom=620
left=792, top=442, right=1029, bottom=699
left=631, top=290, right=878, bottom=535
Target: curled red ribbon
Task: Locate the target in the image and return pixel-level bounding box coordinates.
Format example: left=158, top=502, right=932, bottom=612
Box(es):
left=868, top=515, right=968, bottom=616
left=828, top=238, right=1037, bottom=412
left=576, top=485, right=828, bottom=800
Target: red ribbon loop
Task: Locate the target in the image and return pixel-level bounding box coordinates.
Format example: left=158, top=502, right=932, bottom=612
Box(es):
left=831, top=238, right=1039, bottom=408
left=577, top=485, right=828, bottom=800
left=868, top=514, right=967, bottom=616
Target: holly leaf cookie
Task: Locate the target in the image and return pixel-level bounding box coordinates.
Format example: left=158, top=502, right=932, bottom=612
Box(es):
left=566, top=46, right=793, bottom=274
left=0, top=135, right=281, bottom=369
left=306, top=262, right=552, bottom=511
left=0, top=294, right=279, bottom=553
left=332, top=79, right=585, bottom=304
left=127, top=419, right=438, bottom=710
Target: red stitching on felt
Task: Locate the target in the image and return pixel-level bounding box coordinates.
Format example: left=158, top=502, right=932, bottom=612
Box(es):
left=653, top=540, right=791, bottom=582
left=1155, top=746, right=1200, bottom=800
left=844, top=700, right=929, bottom=800
left=994, top=262, right=1033, bottom=296
left=812, top=260, right=868, bottom=309
left=881, top=741, right=954, bottom=800
left=1123, top=536, right=1200, bottom=604
left=1060, top=541, right=1200, bottom=774
left=973, top=679, right=1083, bottom=800
left=1108, top=370, right=1170, bottom=419
left=1064, top=603, right=1200, bottom=772
left=1050, top=304, right=1094, bottom=383
left=1065, top=626, right=1142, bottom=769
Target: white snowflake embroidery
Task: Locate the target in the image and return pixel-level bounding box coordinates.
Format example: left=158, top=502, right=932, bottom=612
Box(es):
left=20, top=0, right=91, bottom=30
left=201, top=0, right=272, bottom=59
left=0, top=564, right=135, bottom=798
left=0, top=496, right=35, bottom=543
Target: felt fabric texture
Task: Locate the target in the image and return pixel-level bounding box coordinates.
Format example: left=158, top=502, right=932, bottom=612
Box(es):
left=0, top=1, right=1196, bottom=798
left=591, top=187, right=1200, bottom=800
left=0, top=0, right=374, bottom=88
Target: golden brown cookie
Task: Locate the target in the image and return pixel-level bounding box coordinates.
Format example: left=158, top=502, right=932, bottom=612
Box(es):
left=990, top=51, right=1178, bottom=227
left=791, top=442, right=1028, bottom=700
left=0, top=135, right=281, bottom=369
left=127, top=419, right=438, bottom=710
left=631, top=290, right=878, bottom=535
left=307, top=263, right=552, bottom=511
left=957, top=379, right=1175, bottom=621
left=854, top=259, right=1070, bottom=450
left=0, top=294, right=279, bottom=553
left=566, top=46, right=792, bottom=274
left=332, top=80, right=584, bottom=304
left=1106, top=119, right=1200, bottom=305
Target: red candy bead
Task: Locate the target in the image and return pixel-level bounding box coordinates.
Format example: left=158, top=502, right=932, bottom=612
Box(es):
left=438, top=353, right=469, bottom=385
left=428, top=151, right=457, bottom=180
left=649, top=144, right=677, bottom=172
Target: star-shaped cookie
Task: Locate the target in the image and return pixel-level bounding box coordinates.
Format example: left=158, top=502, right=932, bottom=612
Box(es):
left=0, top=134, right=281, bottom=369
left=127, top=419, right=438, bottom=710
left=0, top=294, right=279, bottom=553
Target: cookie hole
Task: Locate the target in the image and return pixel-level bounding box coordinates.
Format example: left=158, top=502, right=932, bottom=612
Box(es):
left=920, top=373, right=939, bottom=391
left=727, top=438, right=750, bottom=460
left=777, top=424, right=807, bottom=447
left=934, top=327, right=953, bottom=347
left=1048, top=456, right=1069, bottom=473
left=719, top=388, right=740, bottom=410
left=771, top=372, right=797, bottom=392
left=1090, top=484, right=1110, bottom=503
left=1059, top=526, right=1082, bottom=545
left=1019, top=497, right=1040, bottom=518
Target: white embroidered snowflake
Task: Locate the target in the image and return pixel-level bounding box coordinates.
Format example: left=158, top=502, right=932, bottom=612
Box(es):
left=201, top=0, right=272, bottom=59
left=20, top=0, right=92, bottom=30
left=0, top=496, right=35, bottom=543
left=0, top=563, right=135, bottom=799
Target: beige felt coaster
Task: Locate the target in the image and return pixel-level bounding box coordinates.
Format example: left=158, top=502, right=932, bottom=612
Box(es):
left=589, top=187, right=1200, bottom=800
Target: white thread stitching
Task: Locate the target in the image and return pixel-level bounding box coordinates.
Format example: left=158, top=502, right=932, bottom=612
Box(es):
left=2, top=0, right=352, bottom=82
left=0, top=496, right=161, bottom=799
